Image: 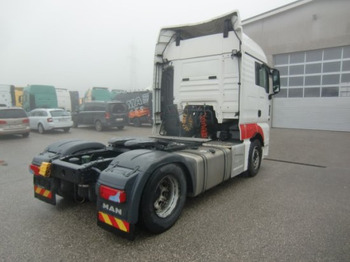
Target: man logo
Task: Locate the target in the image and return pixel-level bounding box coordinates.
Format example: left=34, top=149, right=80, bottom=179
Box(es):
left=102, top=203, right=122, bottom=215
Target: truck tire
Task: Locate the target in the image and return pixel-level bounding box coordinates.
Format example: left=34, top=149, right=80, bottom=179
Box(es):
left=140, top=164, right=187, bottom=234
left=38, top=123, right=45, bottom=134
left=247, top=139, right=262, bottom=177
left=95, top=120, right=103, bottom=132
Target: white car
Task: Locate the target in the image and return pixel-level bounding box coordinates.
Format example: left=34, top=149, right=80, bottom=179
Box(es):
left=28, top=108, right=73, bottom=134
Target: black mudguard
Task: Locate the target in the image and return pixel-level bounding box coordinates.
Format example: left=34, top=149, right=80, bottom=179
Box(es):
left=96, top=149, right=195, bottom=225
left=32, top=139, right=106, bottom=166
left=31, top=139, right=106, bottom=205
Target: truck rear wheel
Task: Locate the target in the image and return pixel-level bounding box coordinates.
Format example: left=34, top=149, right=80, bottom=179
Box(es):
left=140, top=164, right=187, bottom=234
left=247, top=139, right=262, bottom=177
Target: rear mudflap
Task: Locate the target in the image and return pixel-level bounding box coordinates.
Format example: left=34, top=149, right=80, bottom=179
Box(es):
left=33, top=176, right=56, bottom=205
left=97, top=211, right=135, bottom=240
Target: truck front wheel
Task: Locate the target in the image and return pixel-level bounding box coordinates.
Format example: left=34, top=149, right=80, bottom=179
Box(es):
left=247, top=139, right=262, bottom=177
left=140, top=164, right=187, bottom=234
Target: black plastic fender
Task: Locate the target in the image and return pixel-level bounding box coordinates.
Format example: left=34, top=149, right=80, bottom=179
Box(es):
left=32, top=139, right=106, bottom=165
left=97, top=149, right=196, bottom=224
left=43, top=139, right=106, bottom=156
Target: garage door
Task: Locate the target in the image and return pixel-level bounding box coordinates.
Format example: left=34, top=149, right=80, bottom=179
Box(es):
left=272, top=46, right=350, bottom=131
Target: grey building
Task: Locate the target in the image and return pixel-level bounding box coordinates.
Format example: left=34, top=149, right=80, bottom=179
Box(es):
left=243, top=0, right=350, bottom=131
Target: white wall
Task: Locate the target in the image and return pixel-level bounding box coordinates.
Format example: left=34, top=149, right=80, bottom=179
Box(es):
left=273, top=97, right=350, bottom=131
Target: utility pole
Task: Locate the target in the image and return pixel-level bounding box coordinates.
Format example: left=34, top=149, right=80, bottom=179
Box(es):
left=129, top=40, right=138, bottom=91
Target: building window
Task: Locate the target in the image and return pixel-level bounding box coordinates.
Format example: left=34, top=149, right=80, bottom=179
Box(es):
left=288, top=88, right=303, bottom=97
left=274, top=54, right=289, bottom=65
left=342, top=61, right=350, bottom=71
left=290, top=65, right=304, bottom=75
left=322, top=87, right=339, bottom=97
left=305, top=75, right=321, bottom=86
left=306, top=50, right=322, bottom=62
left=323, top=62, right=341, bottom=73
left=273, top=45, right=350, bottom=98
left=304, top=87, right=320, bottom=97
left=276, top=88, right=287, bottom=98
left=289, top=77, right=303, bottom=86
left=324, top=47, right=342, bottom=60
left=290, top=52, right=305, bottom=63
left=322, top=74, right=340, bottom=85
left=306, top=63, right=321, bottom=74
left=341, top=73, right=350, bottom=83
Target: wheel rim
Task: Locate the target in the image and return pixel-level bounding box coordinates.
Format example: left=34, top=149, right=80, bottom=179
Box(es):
left=252, top=146, right=260, bottom=170
left=153, top=175, right=179, bottom=218
left=38, top=124, right=43, bottom=133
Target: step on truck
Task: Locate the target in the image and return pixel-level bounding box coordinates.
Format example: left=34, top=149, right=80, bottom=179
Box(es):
left=30, top=11, right=280, bottom=239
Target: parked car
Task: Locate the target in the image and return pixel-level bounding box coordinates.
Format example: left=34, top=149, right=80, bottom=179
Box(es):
left=0, top=107, right=30, bottom=137
left=72, top=101, right=128, bottom=131
left=28, top=108, right=73, bottom=134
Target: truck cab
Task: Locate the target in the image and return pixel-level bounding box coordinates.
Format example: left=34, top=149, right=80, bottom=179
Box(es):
left=153, top=11, right=280, bottom=154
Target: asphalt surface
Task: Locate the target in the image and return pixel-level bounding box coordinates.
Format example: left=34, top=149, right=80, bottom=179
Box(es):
left=0, top=126, right=349, bottom=261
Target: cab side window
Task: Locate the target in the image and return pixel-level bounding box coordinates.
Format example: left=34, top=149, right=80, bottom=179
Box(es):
left=255, top=62, right=269, bottom=93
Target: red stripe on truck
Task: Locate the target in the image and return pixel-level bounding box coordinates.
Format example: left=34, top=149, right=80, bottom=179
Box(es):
left=240, top=123, right=264, bottom=141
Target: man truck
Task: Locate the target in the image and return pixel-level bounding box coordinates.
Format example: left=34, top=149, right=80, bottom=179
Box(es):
left=30, top=11, right=280, bottom=239
left=113, top=90, right=152, bottom=127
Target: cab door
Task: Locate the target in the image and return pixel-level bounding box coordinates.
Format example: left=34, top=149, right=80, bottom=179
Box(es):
left=255, top=62, right=271, bottom=123
left=239, top=58, right=271, bottom=126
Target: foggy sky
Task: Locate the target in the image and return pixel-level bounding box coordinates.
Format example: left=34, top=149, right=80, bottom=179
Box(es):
left=0, top=0, right=295, bottom=96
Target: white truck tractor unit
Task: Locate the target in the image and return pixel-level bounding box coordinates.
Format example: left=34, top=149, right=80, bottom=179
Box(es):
left=30, top=11, right=280, bottom=239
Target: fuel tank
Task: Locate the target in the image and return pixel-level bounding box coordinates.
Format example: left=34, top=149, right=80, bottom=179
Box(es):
left=175, top=144, right=232, bottom=196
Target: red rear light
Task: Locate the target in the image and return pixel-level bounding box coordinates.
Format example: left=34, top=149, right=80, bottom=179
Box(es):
left=105, top=112, right=110, bottom=119
left=47, top=118, right=53, bottom=122
left=23, top=118, right=29, bottom=124
left=0, top=120, right=7, bottom=124
left=99, top=185, right=126, bottom=203
left=30, top=164, right=40, bottom=175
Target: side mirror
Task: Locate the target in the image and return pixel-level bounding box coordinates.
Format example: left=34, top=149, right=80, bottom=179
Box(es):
left=271, top=69, right=281, bottom=94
